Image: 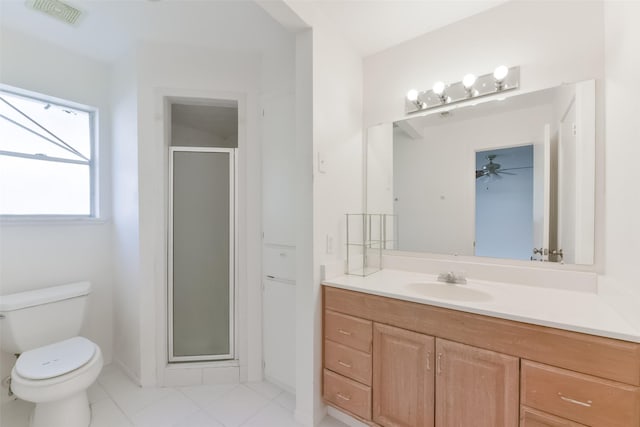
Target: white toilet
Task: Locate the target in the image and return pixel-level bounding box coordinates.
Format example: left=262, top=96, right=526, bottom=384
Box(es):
left=0, top=281, right=103, bottom=427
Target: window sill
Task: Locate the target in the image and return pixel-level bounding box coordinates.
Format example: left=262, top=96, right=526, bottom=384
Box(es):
left=0, top=216, right=110, bottom=227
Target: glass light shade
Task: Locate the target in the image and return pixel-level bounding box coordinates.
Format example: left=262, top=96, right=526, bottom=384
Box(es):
left=432, top=81, right=445, bottom=95
left=407, top=89, right=419, bottom=102
left=493, top=65, right=509, bottom=82
left=462, top=74, right=477, bottom=89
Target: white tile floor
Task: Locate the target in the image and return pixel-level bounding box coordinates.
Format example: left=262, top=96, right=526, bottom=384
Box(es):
left=0, top=364, right=349, bottom=427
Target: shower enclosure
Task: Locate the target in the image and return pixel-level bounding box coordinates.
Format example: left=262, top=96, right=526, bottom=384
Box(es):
left=168, top=101, right=237, bottom=362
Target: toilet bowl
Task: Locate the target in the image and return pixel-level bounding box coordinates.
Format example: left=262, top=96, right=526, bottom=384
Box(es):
left=0, top=282, right=103, bottom=427
left=10, top=336, right=104, bottom=427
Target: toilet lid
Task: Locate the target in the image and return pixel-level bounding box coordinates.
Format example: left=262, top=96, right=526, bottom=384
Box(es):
left=15, top=336, right=96, bottom=380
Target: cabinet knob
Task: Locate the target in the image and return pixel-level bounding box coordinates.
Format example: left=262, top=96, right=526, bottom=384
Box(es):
left=337, top=329, right=352, bottom=336
left=437, top=353, right=443, bottom=375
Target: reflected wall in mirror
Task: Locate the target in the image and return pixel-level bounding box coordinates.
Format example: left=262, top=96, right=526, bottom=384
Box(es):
left=367, top=80, right=595, bottom=265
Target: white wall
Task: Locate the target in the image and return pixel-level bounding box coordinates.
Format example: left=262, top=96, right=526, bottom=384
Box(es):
left=600, top=1, right=640, bottom=329
left=110, top=50, right=141, bottom=381
left=134, top=42, right=261, bottom=386
left=0, top=28, right=113, bottom=401
left=362, top=1, right=605, bottom=282
left=171, top=123, right=231, bottom=148
left=363, top=1, right=605, bottom=127
left=106, top=2, right=297, bottom=387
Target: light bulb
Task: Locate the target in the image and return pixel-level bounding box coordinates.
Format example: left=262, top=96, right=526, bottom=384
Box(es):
left=432, top=81, right=445, bottom=95
left=493, top=65, right=509, bottom=82
left=462, top=74, right=476, bottom=89
left=407, top=89, right=419, bottom=102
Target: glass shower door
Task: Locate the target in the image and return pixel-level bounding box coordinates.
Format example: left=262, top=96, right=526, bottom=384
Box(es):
left=169, top=147, right=235, bottom=361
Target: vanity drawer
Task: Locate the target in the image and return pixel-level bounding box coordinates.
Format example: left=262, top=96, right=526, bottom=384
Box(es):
left=325, top=339, right=372, bottom=386
left=520, top=406, right=588, bottom=427
left=521, top=360, right=640, bottom=427
left=323, top=369, right=372, bottom=421
left=325, top=310, right=372, bottom=353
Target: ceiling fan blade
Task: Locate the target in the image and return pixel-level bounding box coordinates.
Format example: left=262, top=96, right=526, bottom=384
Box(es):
left=500, top=166, right=533, bottom=171
left=497, top=171, right=516, bottom=175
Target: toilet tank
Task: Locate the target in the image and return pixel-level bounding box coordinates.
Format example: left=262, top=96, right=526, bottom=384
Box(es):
left=0, top=282, right=91, bottom=354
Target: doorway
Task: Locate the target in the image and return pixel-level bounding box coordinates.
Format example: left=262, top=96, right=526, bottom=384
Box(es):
left=168, top=100, right=238, bottom=362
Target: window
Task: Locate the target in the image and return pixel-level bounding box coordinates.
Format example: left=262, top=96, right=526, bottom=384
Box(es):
left=0, top=86, right=96, bottom=217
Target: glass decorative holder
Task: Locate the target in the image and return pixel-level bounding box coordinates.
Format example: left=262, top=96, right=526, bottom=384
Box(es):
left=346, top=213, right=395, bottom=276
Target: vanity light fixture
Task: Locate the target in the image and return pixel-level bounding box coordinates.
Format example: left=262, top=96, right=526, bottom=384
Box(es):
left=406, top=89, right=423, bottom=108
left=405, top=65, right=520, bottom=114
left=493, top=65, right=509, bottom=89
left=462, top=73, right=477, bottom=97
left=432, top=81, right=447, bottom=103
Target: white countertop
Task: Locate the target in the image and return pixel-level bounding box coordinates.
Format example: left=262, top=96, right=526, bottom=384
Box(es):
left=324, top=269, right=640, bottom=343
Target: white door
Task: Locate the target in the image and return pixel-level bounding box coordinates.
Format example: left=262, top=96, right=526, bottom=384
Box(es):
left=261, top=91, right=296, bottom=392
left=532, top=125, right=551, bottom=261
left=169, top=147, right=236, bottom=362
left=263, top=277, right=296, bottom=392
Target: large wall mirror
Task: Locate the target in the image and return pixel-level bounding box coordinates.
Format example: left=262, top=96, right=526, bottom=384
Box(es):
left=366, top=80, right=596, bottom=265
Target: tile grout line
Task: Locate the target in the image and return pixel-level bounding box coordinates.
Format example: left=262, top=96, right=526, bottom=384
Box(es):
left=94, top=379, right=137, bottom=426
left=97, top=373, right=181, bottom=425
left=174, top=385, right=229, bottom=426
left=98, top=367, right=291, bottom=427
left=237, top=384, right=289, bottom=427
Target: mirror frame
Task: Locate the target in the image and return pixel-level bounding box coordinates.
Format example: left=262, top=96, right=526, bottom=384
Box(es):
left=365, top=79, right=601, bottom=270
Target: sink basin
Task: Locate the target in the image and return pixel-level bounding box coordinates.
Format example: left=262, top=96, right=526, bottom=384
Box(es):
left=405, top=282, right=492, bottom=302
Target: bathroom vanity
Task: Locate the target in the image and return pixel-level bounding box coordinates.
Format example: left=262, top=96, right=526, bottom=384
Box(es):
left=321, top=271, right=640, bottom=427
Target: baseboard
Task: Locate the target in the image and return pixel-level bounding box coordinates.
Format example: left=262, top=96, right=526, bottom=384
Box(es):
left=327, top=407, right=370, bottom=427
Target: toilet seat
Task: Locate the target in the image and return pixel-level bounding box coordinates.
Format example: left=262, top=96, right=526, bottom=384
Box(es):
left=15, top=337, right=96, bottom=380
left=10, top=339, right=103, bottom=427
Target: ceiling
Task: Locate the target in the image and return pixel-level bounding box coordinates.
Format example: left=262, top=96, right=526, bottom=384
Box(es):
left=1, top=0, right=510, bottom=63
left=307, top=0, right=509, bottom=57
left=0, top=0, right=291, bottom=63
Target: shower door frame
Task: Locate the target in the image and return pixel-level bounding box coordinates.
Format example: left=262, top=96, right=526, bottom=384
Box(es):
left=168, top=146, right=237, bottom=362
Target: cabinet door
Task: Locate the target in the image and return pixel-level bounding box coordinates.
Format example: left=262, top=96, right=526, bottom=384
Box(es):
left=520, top=406, right=588, bottom=427
left=436, top=338, right=519, bottom=427
left=373, top=323, right=435, bottom=427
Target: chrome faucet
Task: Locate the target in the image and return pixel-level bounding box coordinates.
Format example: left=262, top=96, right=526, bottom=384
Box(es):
left=437, top=271, right=467, bottom=284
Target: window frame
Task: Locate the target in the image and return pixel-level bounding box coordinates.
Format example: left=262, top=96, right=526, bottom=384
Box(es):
left=0, top=84, right=99, bottom=221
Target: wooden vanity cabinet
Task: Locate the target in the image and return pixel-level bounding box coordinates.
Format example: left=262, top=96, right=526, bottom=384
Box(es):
left=521, top=361, right=640, bottom=427
left=322, top=285, right=640, bottom=427
left=323, top=310, right=373, bottom=422
left=435, top=338, right=519, bottom=427
left=520, top=406, right=588, bottom=427
left=372, top=323, right=435, bottom=427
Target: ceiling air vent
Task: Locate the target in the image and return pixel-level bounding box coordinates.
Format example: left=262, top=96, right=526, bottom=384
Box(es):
left=26, top=0, right=82, bottom=25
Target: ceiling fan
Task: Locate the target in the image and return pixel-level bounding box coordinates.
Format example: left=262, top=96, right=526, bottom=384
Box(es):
left=475, top=154, right=532, bottom=179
